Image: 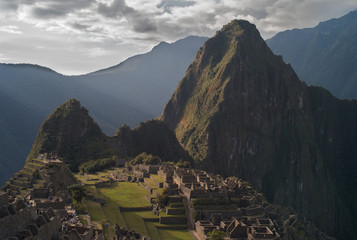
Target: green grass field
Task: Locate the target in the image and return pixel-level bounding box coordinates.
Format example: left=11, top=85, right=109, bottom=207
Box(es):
left=97, top=182, right=151, bottom=208
left=86, top=199, right=107, bottom=222
left=121, top=211, right=155, bottom=236
left=145, top=221, right=161, bottom=240
left=158, top=229, right=193, bottom=240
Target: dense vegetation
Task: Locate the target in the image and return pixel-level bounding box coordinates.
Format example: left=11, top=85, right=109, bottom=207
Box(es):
left=129, top=152, right=162, bottom=165
left=79, top=157, right=117, bottom=173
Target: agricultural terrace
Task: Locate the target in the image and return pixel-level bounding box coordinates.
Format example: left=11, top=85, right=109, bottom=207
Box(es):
left=75, top=170, right=193, bottom=240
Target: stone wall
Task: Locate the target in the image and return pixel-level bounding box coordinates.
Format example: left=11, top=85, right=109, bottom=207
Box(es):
left=95, top=181, right=112, bottom=188
left=166, top=208, right=185, bottom=215
left=159, top=216, right=187, bottom=224
left=119, top=206, right=152, bottom=211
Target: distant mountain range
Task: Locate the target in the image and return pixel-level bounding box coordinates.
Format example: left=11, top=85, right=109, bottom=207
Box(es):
left=76, top=36, right=208, bottom=116
left=0, top=36, right=207, bottom=186
left=266, top=10, right=357, bottom=99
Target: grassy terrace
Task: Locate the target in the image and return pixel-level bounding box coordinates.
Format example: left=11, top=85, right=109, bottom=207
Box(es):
left=150, top=174, right=164, bottom=183
left=76, top=170, right=193, bottom=240
left=144, top=177, right=165, bottom=195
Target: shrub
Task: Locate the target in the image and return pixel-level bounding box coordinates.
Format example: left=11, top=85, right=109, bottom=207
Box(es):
left=130, top=152, right=162, bottom=165
left=79, top=157, right=116, bottom=173
left=176, top=159, right=191, bottom=168
left=207, top=230, right=227, bottom=240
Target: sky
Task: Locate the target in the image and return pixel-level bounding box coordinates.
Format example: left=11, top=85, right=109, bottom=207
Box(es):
left=0, top=0, right=356, bottom=75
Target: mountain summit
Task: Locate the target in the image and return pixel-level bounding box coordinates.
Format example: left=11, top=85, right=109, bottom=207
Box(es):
left=161, top=19, right=357, bottom=239
left=27, top=99, right=107, bottom=169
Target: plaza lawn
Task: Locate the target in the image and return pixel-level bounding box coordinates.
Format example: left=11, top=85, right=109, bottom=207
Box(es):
left=145, top=221, right=161, bottom=240
left=120, top=211, right=156, bottom=236
left=101, top=198, right=126, bottom=227
left=96, top=182, right=151, bottom=208
left=158, top=229, right=194, bottom=240
left=86, top=199, right=107, bottom=222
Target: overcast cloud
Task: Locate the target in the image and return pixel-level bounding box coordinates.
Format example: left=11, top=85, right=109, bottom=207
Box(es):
left=0, top=0, right=356, bottom=75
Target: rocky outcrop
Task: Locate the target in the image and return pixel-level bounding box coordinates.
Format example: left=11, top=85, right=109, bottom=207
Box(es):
left=161, top=20, right=357, bottom=239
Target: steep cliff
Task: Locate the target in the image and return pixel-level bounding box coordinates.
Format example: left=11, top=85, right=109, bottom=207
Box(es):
left=161, top=20, right=357, bottom=239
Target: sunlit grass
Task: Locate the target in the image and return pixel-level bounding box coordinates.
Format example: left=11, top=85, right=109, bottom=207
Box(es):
left=158, top=229, right=194, bottom=240
left=97, top=182, right=151, bottom=208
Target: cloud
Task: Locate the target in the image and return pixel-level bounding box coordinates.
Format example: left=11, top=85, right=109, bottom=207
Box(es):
left=30, top=0, right=95, bottom=18
left=1, top=0, right=357, bottom=74
left=97, top=0, right=157, bottom=33
left=0, top=25, right=22, bottom=34
left=157, top=0, right=196, bottom=13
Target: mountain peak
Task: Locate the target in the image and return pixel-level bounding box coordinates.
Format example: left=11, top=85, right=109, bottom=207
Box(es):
left=27, top=99, right=105, bottom=169
left=221, top=19, right=255, bottom=33
left=161, top=19, right=357, bottom=239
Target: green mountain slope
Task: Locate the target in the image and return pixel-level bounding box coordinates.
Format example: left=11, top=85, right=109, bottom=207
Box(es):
left=161, top=19, right=357, bottom=239
left=27, top=99, right=190, bottom=171
left=266, top=10, right=357, bottom=99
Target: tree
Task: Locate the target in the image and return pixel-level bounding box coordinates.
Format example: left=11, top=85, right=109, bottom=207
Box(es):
left=68, top=184, right=87, bottom=203
left=207, top=229, right=227, bottom=240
